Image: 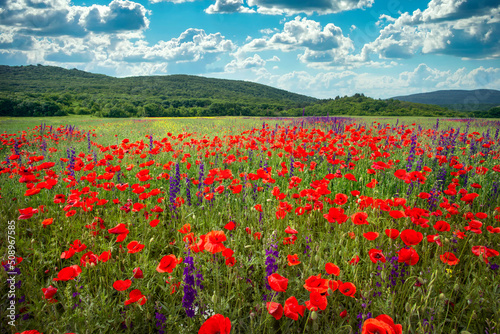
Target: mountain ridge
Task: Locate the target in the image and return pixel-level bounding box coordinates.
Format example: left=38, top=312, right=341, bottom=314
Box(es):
left=0, top=64, right=317, bottom=106
left=391, top=89, right=500, bottom=111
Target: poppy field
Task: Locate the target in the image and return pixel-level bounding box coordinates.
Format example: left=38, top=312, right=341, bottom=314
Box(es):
left=1, top=116, right=500, bottom=334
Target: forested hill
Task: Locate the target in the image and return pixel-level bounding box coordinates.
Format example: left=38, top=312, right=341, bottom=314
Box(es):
left=0, top=65, right=316, bottom=117
left=392, top=89, right=500, bottom=111
left=0, top=64, right=473, bottom=118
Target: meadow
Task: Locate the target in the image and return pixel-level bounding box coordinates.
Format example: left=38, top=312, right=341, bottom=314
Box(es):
left=0, top=116, right=499, bottom=334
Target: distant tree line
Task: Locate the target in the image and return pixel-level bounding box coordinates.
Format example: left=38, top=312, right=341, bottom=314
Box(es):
left=1, top=65, right=496, bottom=118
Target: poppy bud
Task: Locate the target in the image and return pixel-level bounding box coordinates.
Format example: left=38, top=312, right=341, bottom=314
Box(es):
left=211, top=292, right=217, bottom=304
left=314, top=254, right=320, bottom=262
left=453, top=283, right=460, bottom=291
left=149, top=237, right=154, bottom=243
left=439, top=293, right=445, bottom=301
left=249, top=312, right=255, bottom=319
left=310, top=311, right=318, bottom=321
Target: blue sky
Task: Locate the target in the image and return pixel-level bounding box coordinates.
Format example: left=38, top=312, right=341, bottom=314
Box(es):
left=0, top=0, right=499, bottom=98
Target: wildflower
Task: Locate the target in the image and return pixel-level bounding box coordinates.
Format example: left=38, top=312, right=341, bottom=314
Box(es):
left=204, top=231, right=226, bottom=253
left=325, top=263, right=340, bottom=276
left=284, top=296, right=305, bottom=321
left=267, top=273, right=288, bottom=292
left=124, top=289, right=147, bottom=306
left=157, top=255, right=182, bottom=273
left=266, top=302, right=283, bottom=320
left=305, top=291, right=327, bottom=311
left=113, top=280, right=132, bottom=291
left=53, top=265, right=82, bottom=281
left=198, top=314, right=231, bottom=334
left=440, top=252, right=460, bottom=266
left=361, top=314, right=402, bottom=334
left=287, top=254, right=300, bottom=266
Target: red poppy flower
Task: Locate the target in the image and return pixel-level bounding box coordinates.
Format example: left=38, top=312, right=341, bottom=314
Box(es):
left=418, top=192, right=430, bottom=199
left=349, top=255, right=360, bottom=265
left=53, top=265, right=82, bottom=281
left=325, top=263, right=340, bottom=276
left=80, top=251, right=98, bottom=267
left=440, top=252, right=460, bottom=266
left=400, top=229, right=423, bottom=246
left=471, top=246, right=499, bottom=263
left=133, top=267, right=144, bottom=279
left=178, top=223, right=191, bottom=234
left=433, top=220, right=450, bottom=232
left=303, top=274, right=329, bottom=293
left=225, top=256, right=236, bottom=267
left=268, top=273, right=288, bottom=292
left=345, top=173, right=357, bottom=182
left=305, top=291, right=327, bottom=311
left=389, top=210, right=405, bottom=219
left=460, top=193, right=479, bottom=204
left=65, top=210, right=76, bottom=217
left=285, top=226, right=298, bottom=234
left=42, top=285, right=57, bottom=303
left=267, top=301, right=284, bottom=320
left=385, top=229, right=399, bottom=239
left=113, top=279, right=132, bottom=291
left=363, top=232, right=379, bottom=241
left=198, top=314, right=231, bottom=334
left=340, top=309, right=348, bottom=318
left=288, top=254, right=301, bottom=266
left=149, top=219, right=160, bottom=227
left=284, top=296, right=306, bottom=321
left=361, top=314, right=402, bottom=334
left=397, top=247, right=419, bottom=266
left=334, top=193, right=348, bottom=205
left=98, top=250, right=111, bottom=263
left=222, top=248, right=234, bottom=258
left=366, top=179, right=378, bottom=188
left=204, top=231, right=227, bottom=253
left=368, top=249, right=386, bottom=263
left=253, top=232, right=262, bottom=240
left=53, top=194, right=66, bottom=204
left=339, top=282, right=356, bottom=297
left=127, top=241, right=145, bottom=254
left=108, top=223, right=129, bottom=242
left=156, top=254, right=182, bottom=273
left=224, top=221, right=235, bottom=230
left=487, top=226, right=500, bottom=233
left=323, top=207, right=348, bottom=224
left=328, top=280, right=339, bottom=292
left=41, top=218, right=53, bottom=227
left=476, top=212, right=487, bottom=219
left=124, top=289, right=147, bottom=306
left=351, top=212, right=369, bottom=225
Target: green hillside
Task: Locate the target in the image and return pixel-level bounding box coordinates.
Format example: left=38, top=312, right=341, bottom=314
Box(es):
left=392, top=89, right=500, bottom=111
left=0, top=64, right=469, bottom=118
left=0, top=64, right=316, bottom=117
left=293, top=94, right=458, bottom=117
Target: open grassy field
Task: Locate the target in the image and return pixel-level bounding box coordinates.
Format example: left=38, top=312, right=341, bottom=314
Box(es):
left=1, top=116, right=499, bottom=334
